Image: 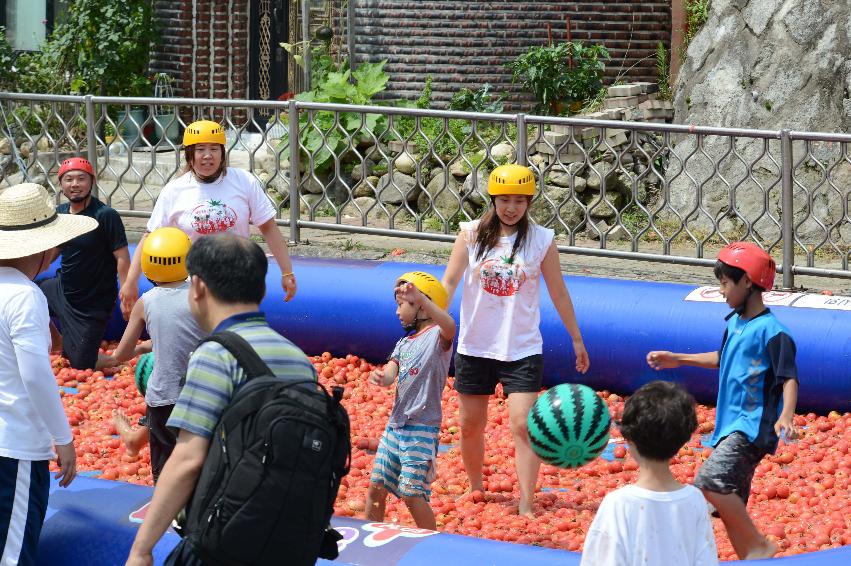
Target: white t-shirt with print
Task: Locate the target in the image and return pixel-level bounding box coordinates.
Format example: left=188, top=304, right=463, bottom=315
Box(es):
left=147, top=167, right=277, bottom=240
left=457, top=219, right=554, bottom=362
left=580, top=484, right=719, bottom=566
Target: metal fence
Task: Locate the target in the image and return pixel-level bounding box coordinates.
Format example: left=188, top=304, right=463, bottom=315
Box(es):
left=3, top=91, right=851, bottom=288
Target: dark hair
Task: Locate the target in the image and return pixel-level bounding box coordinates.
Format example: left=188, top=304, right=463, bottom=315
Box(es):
left=619, top=381, right=697, bottom=461
left=186, top=234, right=267, bottom=304
left=182, top=144, right=228, bottom=182
left=474, top=196, right=532, bottom=263
left=713, top=260, right=765, bottom=292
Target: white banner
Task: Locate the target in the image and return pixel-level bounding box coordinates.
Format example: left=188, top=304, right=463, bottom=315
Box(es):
left=684, top=286, right=851, bottom=311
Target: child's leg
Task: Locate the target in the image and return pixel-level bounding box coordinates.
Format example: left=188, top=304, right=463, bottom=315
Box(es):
left=112, top=409, right=148, bottom=457
left=365, top=483, right=389, bottom=522
left=146, top=404, right=177, bottom=483
left=507, top=391, right=541, bottom=517
left=401, top=495, right=436, bottom=530
left=458, top=393, right=489, bottom=492
left=703, top=490, right=776, bottom=559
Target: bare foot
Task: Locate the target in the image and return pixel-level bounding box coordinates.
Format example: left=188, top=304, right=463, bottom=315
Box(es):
left=518, top=499, right=535, bottom=518
left=112, top=409, right=146, bottom=457
left=745, top=538, right=778, bottom=560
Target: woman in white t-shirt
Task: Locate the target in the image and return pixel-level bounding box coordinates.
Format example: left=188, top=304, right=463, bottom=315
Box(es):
left=442, top=164, right=590, bottom=517
left=121, top=120, right=296, bottom=316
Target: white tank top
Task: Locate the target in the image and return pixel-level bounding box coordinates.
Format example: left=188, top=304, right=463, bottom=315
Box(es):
left=457, top=220, right=554, bottom=361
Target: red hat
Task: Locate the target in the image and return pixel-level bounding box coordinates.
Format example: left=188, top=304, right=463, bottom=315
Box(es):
left=717, top=242, right=776, bottom=290
left=58, top=157, right=94, bottom=179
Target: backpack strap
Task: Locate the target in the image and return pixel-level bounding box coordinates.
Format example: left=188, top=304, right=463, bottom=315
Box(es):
left=200, top=330, right=274, bottom=382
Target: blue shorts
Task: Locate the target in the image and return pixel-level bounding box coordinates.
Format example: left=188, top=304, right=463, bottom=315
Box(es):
left=0, top=457, right=49, bottom=566
left=370, top=423, right=439, bottom=501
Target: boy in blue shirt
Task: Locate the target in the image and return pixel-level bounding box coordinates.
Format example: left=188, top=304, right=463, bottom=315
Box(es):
left=647, top=242, right=798, bottom=560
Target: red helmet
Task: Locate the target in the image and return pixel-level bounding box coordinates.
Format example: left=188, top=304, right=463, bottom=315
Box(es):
left=717, top=242, right=776, bottom=290
left=58, top=157, right=94, bottom=180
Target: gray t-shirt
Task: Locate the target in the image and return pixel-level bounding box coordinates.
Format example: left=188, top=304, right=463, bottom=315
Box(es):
left=143, top=281, right=206, bottom=406
left=388, top=325, right=452, bottom=428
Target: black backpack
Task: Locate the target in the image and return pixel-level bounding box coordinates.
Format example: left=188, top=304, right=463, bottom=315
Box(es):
left=182, top=331, right=351, bottom=566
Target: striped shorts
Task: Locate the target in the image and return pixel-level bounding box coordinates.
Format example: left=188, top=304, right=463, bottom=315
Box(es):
left=370, top=424, right=439, bottom=501
left=0, top=457, right=49, bottom=566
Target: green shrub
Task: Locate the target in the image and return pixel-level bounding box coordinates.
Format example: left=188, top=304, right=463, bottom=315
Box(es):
left=449, top=84, right=506, bottom=114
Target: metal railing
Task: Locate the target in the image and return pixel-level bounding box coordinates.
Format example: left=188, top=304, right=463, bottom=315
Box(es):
left=3, top=92, right=851, bottom=288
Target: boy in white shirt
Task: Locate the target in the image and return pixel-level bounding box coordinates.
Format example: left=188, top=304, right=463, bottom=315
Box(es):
left=581, top=381, right=719, bottom=566
left=0, top=183, right=92, bottom=564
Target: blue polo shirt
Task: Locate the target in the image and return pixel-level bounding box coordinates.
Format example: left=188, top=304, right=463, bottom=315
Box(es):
left=710, top=309, right=797, bottom=453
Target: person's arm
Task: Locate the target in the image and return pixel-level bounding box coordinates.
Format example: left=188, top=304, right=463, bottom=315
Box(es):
left=397, top=282, right=456, bottom=347
left=540, top=242, right=589, bottom=374
left=775, top=378, right=799, bottom=440
left=109, top=298, right=146, bottom=364
left=257, top=219, right=296, bottom=302
left=369, top=360, right=399, bottom=387
left=48, top=321, right=62, bottom=353
left=125, top=431, right=210, bottom=566
left=768, top=332, right=799, bottom=440
left=441, top=232, right=469, bottom=305
left=114, top=245, right=131, bottom=316
left=121, top=232, right=148, bottom=318
left=646, top=351, right=720, bottom=370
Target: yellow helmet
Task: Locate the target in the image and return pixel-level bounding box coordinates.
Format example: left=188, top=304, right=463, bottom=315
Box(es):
left=396, top=271, right=449, bottom=310
left=488, top=164, right=536, bottom=196
left=183, top=120, right=226, bottom=147
left=142, top=227, right=192, bottom=283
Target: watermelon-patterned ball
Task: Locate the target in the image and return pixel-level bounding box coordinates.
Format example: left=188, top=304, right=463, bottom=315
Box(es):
left=527, top=383, right=611, bottom=469
left=134, top=352, right=154, bottom=397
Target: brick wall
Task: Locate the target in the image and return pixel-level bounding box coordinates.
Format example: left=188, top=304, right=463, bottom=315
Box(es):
left=349, top=1, right=671, bottom=109
left=149, top=0, right=249, bottom=108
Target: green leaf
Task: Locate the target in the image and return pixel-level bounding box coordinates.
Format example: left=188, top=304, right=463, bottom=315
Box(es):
left=353, top=61, right=389, bottom=99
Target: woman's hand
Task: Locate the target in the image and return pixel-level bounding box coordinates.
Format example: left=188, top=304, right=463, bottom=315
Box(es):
left=573, top=339, right=590, bottom=374
left=282, top=273, right=297, bottom=302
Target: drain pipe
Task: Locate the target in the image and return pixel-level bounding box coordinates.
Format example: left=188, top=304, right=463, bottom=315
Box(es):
left=191, top=0, right=197, bottom=103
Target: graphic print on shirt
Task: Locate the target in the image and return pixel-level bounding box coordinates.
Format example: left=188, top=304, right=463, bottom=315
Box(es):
left=397, top=350, right=418, bottom=386
left=190, top=199, right=238, bottom=234
left=477, top=255, right=527, bottom=297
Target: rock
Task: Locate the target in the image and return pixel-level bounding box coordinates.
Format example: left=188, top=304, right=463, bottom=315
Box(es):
left=257, top=171, right=290, bottom=199
left=547, top=170, right=587, bottom=192
left=19, top=142, right=31, bottom=159
left=529, top=152, right=549, bottom=168
left=35, top=137, right=51, bottom=151
left=608, top=224, right=630, bottom=241
left=530, top=185, right=585, bottom=233
left=449, top=160, right=470, bottom=178
left=376, top=171, right=419, bottom=205
left=343, top=196, right=378, bottom=218
left=671, top=0, right=851, bottom=243
left=585, top=161, right=626, bottom=193
left=300, top=175, right=327, bottom=195
left=298, top=193, right=325, bottom=214
left=352, top=179, right=376, bottom=198
left=586, top=191, right=625, bottom=220
left=416, top=172, right=479, bottom=218
left=0, top=137, right=10, bottom=155
left=350, top=159, right=375, bottom=182
left=607, top=84, right=643, bottom=97
left=393, top=152, right=417, bottom=175
left=461, top=169, right=490, bottom=206
left=254, top=145, right=287, bottom=174
left=491, top=142, right=516, bottom=163
left=586, top=219, right=609, bottom=241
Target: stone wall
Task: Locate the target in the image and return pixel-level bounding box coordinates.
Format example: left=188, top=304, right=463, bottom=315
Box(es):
left=350, top=1, right=672, bottom=109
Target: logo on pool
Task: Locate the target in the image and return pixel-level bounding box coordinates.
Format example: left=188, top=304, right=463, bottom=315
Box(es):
left=361, top=522, right=437, bottom=547
left=336, top=526, right=360, bottom=552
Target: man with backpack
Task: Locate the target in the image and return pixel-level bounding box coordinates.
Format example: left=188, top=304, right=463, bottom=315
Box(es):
left=126, top=234, right=349, bottom=566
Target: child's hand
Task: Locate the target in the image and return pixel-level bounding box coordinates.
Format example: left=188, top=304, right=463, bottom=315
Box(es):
left=369, top=368, right=391, bottom=387
left=396, top=282, right=425, bottom=306
left=647, top=351, right=680, bottom=370
left=573, top=339, right=590, bottom=374
left=775, top=415, right=798, bottom=442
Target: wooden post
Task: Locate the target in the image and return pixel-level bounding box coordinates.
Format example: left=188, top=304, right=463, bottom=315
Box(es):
left=671, top=1, right=687, bottom=82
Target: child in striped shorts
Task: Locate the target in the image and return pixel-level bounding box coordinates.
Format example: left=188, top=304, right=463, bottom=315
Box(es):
left=365, top=272, right=456, bottom=530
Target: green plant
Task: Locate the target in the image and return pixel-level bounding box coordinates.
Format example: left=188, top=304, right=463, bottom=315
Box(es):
left=506, top=41, right=610, bottom=114
left=449, top=84, right=506, bottom=114
left=279, top=61, right=391, bottom=172
left=656, top=42, right=671, bottom=101
left=763, top=100, right=773, bottom=112
left=683, top=0, right=710, bottom=48
left=417, top=76, right=434, bottom=109
left=0, top=27, right=13, bottom=91
left=44, top=0, right=158, bottom=96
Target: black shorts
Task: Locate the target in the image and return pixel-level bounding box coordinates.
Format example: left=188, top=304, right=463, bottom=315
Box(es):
left=147, top=404, right=177, bottom=483
left=693, top=431, right=768, bottom=504
left=38, top=277, right=112, bottom=370
left=454, top=352, right=543, bottom=395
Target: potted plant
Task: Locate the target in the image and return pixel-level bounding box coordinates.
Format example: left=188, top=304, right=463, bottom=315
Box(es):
left=152, top=72, right=180, bottom=144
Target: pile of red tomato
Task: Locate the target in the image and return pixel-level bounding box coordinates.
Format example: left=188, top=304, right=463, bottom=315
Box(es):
left=50, top=345, right=851, bottom=560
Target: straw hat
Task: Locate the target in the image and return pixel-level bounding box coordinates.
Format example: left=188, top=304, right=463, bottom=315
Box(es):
left=0, top=183, right=98, bottom=260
